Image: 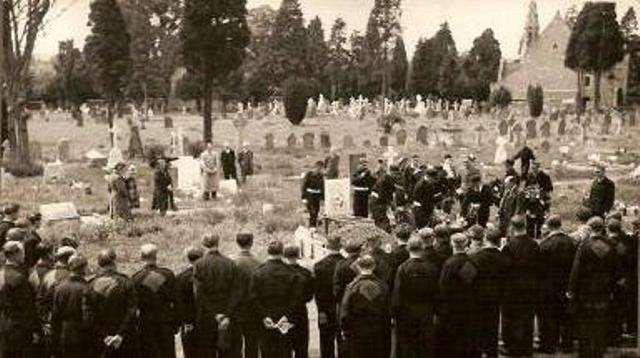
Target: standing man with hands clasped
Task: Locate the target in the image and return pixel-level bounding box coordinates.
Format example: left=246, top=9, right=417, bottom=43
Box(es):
left=302, top=161, right=325, bottom=229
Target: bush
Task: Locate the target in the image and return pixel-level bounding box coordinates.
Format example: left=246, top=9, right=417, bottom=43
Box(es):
left=284, top=77, right=313, bottom=125
left=527, top=84, right=544, bottom=117
left=187, top=140, right=205, bottom=158
left=489, top=86, right=512, bottom=109
left=5, top=160, right=44, bottom=177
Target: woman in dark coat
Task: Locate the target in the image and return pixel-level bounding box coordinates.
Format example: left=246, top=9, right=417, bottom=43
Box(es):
left=108, top=162, right=132, bottom=221
left=152, top=159, right=173, bottom=216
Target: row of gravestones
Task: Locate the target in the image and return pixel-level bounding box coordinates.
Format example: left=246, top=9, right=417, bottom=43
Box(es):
left=497, top=118, right=611, bottom=139
left=264, top=126, right=433, bottom=151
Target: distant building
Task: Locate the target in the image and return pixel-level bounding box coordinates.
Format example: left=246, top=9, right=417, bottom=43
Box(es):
left=494, top=2, right=633, bottom=109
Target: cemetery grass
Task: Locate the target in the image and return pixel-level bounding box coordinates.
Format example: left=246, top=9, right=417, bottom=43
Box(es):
left=21, top=111, right=640, bottom=274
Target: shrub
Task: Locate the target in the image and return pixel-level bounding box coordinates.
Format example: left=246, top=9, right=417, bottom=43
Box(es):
left=490, top=86, right=512, bottom=109
left=187, top=140, right=205, bottom=158
left=284, top=77, right=313, bottom=125
left=5, top=160, right=44, bottom=177
left=527, top=84, right=544, bottom=117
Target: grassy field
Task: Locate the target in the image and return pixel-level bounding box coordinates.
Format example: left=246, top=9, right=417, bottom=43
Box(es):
left=3, top=110, right=638, bottom=357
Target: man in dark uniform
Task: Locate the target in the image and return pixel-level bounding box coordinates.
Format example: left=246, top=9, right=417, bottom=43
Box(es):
left=528, top=161, right=554, bottom=198
left=436, top=233, right=480, bottom=358
left=461, top=175, right=494, bottom=228
left=412, top=168, right=438, bottom=229
left=536, top=216, right=577, bottom=354
left=51, top=254, right=91, bottom=358
left=24, top=212, right=43, bottom=268
left=313, top=236, right=344, bottom=358
left=302, top=161, right=325, bottom=228
left=250, top=240, right=302, bottom=358
left=388, top=224, right=411, bottom=289
left=0, top=241, right=41, bottom=358
left=132, top=244, right=179, bottom=358
left=607, top=219, right=636, bottom=341
left=351, top=159, right=375, bottom=218
left=176, top=247, right=203, bottom=358
left=501, top=215, right=540, bottom=356
left=504, top=159, right=520, bottom=183
left=230, top=233, right=262, bottom=358
left=36, top=246, right=76, bottom=355
left=339, top=255, right=390, bottom=358
left=0, top=203, right=19, bottom=245
left=193, top=234, right=243, bottom=357
left=470, top=227, right=511, bottom=358
left=512, top=142, right=536, bottom=177
left=585, top=165, right=615, bottom=218
left=392, top=237, right=439, bottom=358
left=434, top=224, right=453, bottom=264
left=369, top=165, right=396, bottom=233
left=220, top=142, right=237, bottom=180
left=332, top=239, right=362, bottom=358
left=85, top=249, right=139, bottom=358
left=366, top=235, right=392, bottom=284
left=403, top=155, right=422, bottom=199
left=567, top=217, right=618, bottom=358
left=284, top=245, right=313, bottom=358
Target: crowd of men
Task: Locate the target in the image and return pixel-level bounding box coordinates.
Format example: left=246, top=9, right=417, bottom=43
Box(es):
left=0, top=142, right=636, bottom=358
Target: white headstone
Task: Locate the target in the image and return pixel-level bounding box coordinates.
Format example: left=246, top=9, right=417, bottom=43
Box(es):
left=219, top=179, right=239, bottom=196
left=324, top=178, right=352, bottom=218
left=44, top=161, right=66, bottom=182
left=175, top=156, right=201, bottom=191
left=40, top=202, right=80, bottom=223
left=85, top=149, right=108, bottom=168
left=107, top=147, right=124, bottom=169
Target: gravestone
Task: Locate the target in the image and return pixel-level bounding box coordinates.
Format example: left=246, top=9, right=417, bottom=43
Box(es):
left=219, top=179, right=239, bottom=196
left=57, top=138, right=71, bottom=162
left=107, top=147, right=125, bottom=169
left=343, top=135, right=355, bottom=149
left=265, top=133, right=275, bottom=151
left=324, top=179, right=352, bottom=218
left=474, top=126, right=485, bottom=147
left=303, top=133, right=315, bottom=150
left=174, top=156, right=201, bottom=191
left=540, top=121, right=551, bottom=138
left=29, top=141, right=42, bottom=162
left=39, top=202, right=80, bottom=224
left=287, top=134, right=298, bottom=149
left=416, top=126, right=428, bottom=146
left=128, top=125, right=144, bottom=159
left=379, top=136, right=389, bottom=148
left=511, top=123, right=523, bottom=145
left=164, top=116, right=173, bottom=129
left=349, top=153, right=366, bottom=177
left=363, top=140, right=372, bottom=148
left=84, top=149, right=108, bottom=168
left=396, top=129, right=407, bottom=146
left=540, top=140, right=551, bottom=153
left=44, top=162, right=66, bottom=182
left=526, top=119, right=537, bottom=140
left=558, top=118, right=567, bottom=136
left=320, top=132, right=331, bottom=150
left=498, top=119, right=509, bottom=136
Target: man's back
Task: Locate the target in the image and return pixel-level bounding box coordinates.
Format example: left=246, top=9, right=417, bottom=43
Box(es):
left=250, top=259, right=301, bottom=322
left=132, top=264, right=178, bottom=326
left=392, top=256, right=439, bottom=319
left=193, top=251, right=242, bottom=317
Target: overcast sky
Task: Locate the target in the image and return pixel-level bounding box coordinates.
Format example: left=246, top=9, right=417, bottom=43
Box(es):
left=35, top=0, right=637, bottom=60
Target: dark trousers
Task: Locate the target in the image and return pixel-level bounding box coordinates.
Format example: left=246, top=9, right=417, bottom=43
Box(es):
left=181, top=327, right=198, bottom=358
left=353, top=192, right=369, bottom=218
left=203, top=191, right=218, bottom=201
left=223, top=169, right=237, bottom=180
left=477, top=304, right=500, bottom=357
left=396, top=316, right=435, bottom=358
left=318, top=314, right=339, bottom=358
left=195, top=317, right=230, bottom=358
left=578, top=302, right=609, bottom=358
left=139, top=323, right=175, bottom=358
left=538, top=297, right=573, bottom=351
left=306, top=198, right=321, bottom=228
left=502, top=303, right=535, bottom=355
left=260, top=328, right=292, bottom=358
left=346, top=330, right=388, bottom=358
left=230, top=321, right=260, bottom=358
left=290, top=317, right=309, bottom=358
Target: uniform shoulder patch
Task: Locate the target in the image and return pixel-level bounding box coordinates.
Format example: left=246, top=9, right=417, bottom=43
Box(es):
left=458, top=261, right=477, bottom=284
left=141, top=271, right=166, bottom=293
left=590, top=240, right=611, bottom=258
left=92, top=276, right=119, bottom=297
